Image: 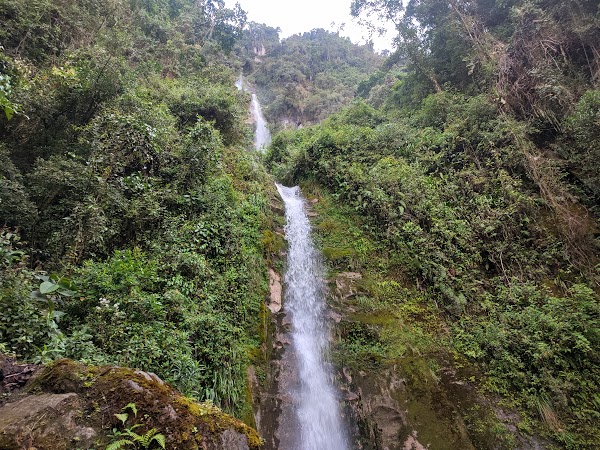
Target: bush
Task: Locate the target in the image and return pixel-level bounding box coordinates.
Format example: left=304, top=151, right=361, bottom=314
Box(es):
left=455, top=282, right=600, bottom=441
left=0, top=230, right=69, bottom=361
left=0, top=146, right=37, bottom=227
left=176, top=117, right=223, bottom=188
left=558, top=90, right=600, bottom=199
left=159, top=77, right=248, bottom=146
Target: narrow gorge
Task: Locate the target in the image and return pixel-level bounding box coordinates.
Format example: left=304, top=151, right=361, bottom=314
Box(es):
left=273, top=184, right=349, bottom=450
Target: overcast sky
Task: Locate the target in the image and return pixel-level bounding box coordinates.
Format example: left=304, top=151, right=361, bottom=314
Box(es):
left=223, top=0, right=396, bottom=52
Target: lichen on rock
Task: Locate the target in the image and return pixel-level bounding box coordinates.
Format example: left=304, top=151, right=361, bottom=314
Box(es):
left=0, top=357, right=263, bottom=449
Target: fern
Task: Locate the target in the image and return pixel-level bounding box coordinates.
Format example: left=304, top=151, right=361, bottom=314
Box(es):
left=152, top=433, right=166, bottom=449
left=123, top=402, right=138, bottom=417
left=107, top=403, right=166, bottom=450
left=105, top=439, right=134, bottom=450
left=124, top=428, right=166, bottom=449
left=114, top=413, right=129, bottom=425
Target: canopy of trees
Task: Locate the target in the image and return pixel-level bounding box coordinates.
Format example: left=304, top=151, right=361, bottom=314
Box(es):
left=238, top=25, right=384, bottom=127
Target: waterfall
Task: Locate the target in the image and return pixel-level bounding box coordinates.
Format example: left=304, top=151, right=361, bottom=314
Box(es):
left=251, top=93, right=271, bottom=151
left=235, top=74, right=271, bottom=151
left=235, top=73, right=244, bottom=91
left=276, top=184, right=348, bottom=450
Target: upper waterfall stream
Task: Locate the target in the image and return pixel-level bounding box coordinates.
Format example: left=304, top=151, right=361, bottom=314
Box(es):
left=236, top=74, right=271, bottom=151
left=276, top=184, right=348, bottom=450
left=251, top=93, right=271, bottom=151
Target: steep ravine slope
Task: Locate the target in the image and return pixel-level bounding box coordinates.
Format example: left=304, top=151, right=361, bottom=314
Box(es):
left=301, top=185, right=553, bottom=450
left=265, top=105, right=599, bottom=447
left=0, top=0, right=283, bottom=435
left=2, top=1, right=598, bottom=448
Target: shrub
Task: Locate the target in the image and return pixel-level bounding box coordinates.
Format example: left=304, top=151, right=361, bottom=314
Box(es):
left=0, top=145, right=37, bottom=227
left=558, top=90, right=600, bottom=199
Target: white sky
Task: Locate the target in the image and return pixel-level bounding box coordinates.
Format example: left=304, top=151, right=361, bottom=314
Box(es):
left=223, top=0, right=396, bottom=52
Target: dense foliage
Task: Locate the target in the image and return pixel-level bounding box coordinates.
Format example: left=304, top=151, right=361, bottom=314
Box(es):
left=1, top=0, right=598, bottom=446
left=267, top=0, right=600, bottom=446
left=0, top=0, right=275, bottom=417
left=238, top=25, right=383, bottom=127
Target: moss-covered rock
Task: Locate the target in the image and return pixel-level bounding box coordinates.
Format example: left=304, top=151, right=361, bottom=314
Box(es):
left=0, top=358, right=263, bottom=449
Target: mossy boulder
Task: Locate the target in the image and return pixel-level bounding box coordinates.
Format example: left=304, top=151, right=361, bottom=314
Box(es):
left=0, top=358, right=262, bottom=449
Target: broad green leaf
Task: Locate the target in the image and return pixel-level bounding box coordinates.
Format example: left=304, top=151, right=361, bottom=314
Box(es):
left=4, top=105, right=14, bottom=120
left=40, top=281, right=60, bottom=294
left=58, top=289, right=76, bottom=297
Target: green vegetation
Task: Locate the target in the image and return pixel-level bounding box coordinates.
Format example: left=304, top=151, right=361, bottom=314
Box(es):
left=0, top=0, right=276, bottom=419
left=304, top=184, right=517, bottom=449
left=239, top=25, right=383, bottom=127
left=1, top=0, right=598, bottom=447
left=267, top=0, right=600, bottom=446
left=269, top=98, right=599, bottom=446
left=107, top=403, right=166, bottom=450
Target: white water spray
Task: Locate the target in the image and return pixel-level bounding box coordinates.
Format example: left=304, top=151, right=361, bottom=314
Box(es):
left=235, top=74, right=244, bottom=91
left=235, top=74, right=271, bottom=151
left=251, top=93, right=271, bottom=151
left=276, top=184, right=348, bottom=450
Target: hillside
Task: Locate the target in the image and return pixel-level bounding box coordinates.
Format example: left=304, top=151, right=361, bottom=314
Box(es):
left=0, top=0, right=278, bottom=427
left=266, top=0, right=600, bottom=447
left=0, top=0, right=599, bottom=449
left=237, top=24, right=383, bottom=128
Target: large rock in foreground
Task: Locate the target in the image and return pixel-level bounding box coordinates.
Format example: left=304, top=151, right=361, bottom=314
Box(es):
left=0, top=357, right=262, bottom=449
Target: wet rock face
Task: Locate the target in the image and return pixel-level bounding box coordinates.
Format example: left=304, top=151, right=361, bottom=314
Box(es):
left=219, top=429, right=251, bottom=450
left=0, top=358, right=262, bottom=450
left=341, top=363, right=477, bottom=450
left=326, top=278, right=506, bottom=450
left=335, top=272, right=363, bottom=301
left=251, top=296, right=289, bottom=450
left=268, top=268, right=282, bottom=313
left=341, top=357, right=552, bottom=450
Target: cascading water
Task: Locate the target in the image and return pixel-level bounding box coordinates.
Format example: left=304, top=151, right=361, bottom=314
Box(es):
left=251, top=93, right=271, bottom=151
left=276, top=184, right=348, bottom=450
left=235, top=74, right=271, bottom=151
left=235, top=73, right=246, bottom=91
left=235, top=74, right=244, bottom=91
